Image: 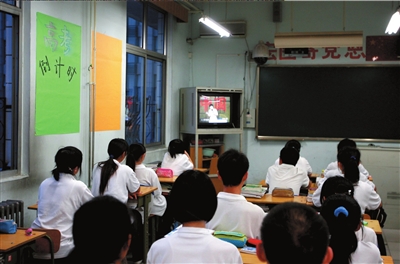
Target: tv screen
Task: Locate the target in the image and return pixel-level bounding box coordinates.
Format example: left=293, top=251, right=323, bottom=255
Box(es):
left=198, top=94, right=231, bottom=124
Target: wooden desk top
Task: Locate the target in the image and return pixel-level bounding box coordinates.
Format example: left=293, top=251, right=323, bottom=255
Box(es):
left=138, top=186, right=158, bottom=196
left=158, top=176, right=178, bottom=184
left=382, top=256, right=394, bottom=264
left=246, top=194, right=307, bottom=205
left=240, top=251, right=264, bottom=264
left=364, top=219, right=382, bottom=235
left=0, top=229, right=46, bottom=252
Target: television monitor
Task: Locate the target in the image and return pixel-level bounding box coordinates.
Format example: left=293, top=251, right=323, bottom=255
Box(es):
left=197, top=91, right=241, bottom=129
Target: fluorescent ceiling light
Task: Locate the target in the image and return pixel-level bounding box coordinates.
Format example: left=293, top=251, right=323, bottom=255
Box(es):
left=274, top=31, right=363, bottom=48
left=385, top=7, right=400, bottom=34
left=199, top=16, right=231, bottom=38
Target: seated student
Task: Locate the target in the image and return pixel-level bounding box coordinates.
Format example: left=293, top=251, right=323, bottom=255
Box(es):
left=313, top=147, right=381, bottom=214
left=256, top=202, right=333, bottom=264
left=31, top=146, right=93, bottom=263
left=147, top=170, right=242, bottom=264
left=67, top=196, right=132, bottom=264
left=266, top=146, right=310, bottom=196
left=126, top=143, right=166, bottom=218
left=320, top=194, right=381, bottom=264
left=320, top=176, right=377, bottom=246
left=161, top=139, right=193, bottom=176
left=206, top=149, right=266, bottom=239
left=324, top=138, right=372, bottom=185
left=91, top=138, right=140, bottom=203
left=274, top=139, right=313, bottom=176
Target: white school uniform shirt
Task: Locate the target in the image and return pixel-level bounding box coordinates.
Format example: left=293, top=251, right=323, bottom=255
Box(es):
left=31, top=173, right=94, bottom=259
left=133, top=163, right=166, bottom=216
left=147, top=226, right=242, bottom=264
left=266, top=164, right=309, bottom=196
left=206, top=192, right=266, bottom=239
left=312, top=179, right=381, bottom=213
left=351, top=241, right=382, bottom=264
left=91, top=159, right=140, bottom=203
left=324, top=162, right=375, bottom=189
left=356, top=226, right=378, bottom=245
left=325, top=161, right=370, bottom=179
left=274, top=156, right=312, bottom=175
left=161, top=152, right=194, bottom=176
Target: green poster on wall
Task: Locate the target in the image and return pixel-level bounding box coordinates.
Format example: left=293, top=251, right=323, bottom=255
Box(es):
left=35, top=12, right=81, bottom=135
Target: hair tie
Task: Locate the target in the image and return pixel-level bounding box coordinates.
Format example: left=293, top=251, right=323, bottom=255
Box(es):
left=110, top=155, right=114, bottom=159
left=350, top=155, right=357, bottom=161
left=334, top=206, right=348, bottom=218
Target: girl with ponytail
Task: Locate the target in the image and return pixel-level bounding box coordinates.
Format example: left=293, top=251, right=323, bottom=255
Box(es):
left=320, top=194, right=381, bottom=264
left=338, top=147, right=381, bottom=214
left=32, top=146, right=93, bottom=261
left=126, top=143, right=166, bottom=217
left=91, top=138, right=140, bottom=203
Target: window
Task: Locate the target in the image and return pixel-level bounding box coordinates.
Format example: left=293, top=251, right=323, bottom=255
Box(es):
left=0, top=2, right=19, bottom=172
left=126, top=1, right=166, bottom=146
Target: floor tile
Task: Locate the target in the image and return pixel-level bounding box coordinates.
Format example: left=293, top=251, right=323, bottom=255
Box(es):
left=387, top=242, right=400, bottom=260
left=383, top=229, right=400, bottom=243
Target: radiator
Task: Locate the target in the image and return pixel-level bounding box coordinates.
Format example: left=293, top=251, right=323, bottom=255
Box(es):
left=0, top=200, right=24, bottom=227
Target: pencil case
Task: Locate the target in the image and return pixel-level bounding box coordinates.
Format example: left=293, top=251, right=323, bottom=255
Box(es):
left=214, top=231, right=247, bottom=248
left=156, top=168, right=173, bottom=178
left=0, top=219, right=17, bottom=234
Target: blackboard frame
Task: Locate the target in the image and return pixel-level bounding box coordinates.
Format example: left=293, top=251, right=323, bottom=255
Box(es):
left=256, top=65, right=400, bottom=142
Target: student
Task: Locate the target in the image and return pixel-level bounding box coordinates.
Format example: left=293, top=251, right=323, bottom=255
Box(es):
left=320, top=194, right=381, bottom=264
left=31, top=146, right=93, bottom=262
left=320, top=176, right=377, bottom=246
left=67, top=195, right=132, bottom=264
left=161, top=138, right=193, bottom=176
left=273, top=139, right=312, bottom=176
left=256, top=202, right=333, bottom=264
left=126, top=143, right=166, bottom=217
left=91, top=138, right=140, bottom=203
left=324, top=138, right=372, bottom=183
left=266, top=146, right=310, bottom=196
left=206, top=149, right=266, bottom=239
left=313, top=147, right=381, bottom=214
left=147, top=170, right=242, bottom=263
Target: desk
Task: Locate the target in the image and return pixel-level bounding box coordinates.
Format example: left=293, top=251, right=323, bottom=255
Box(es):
left=382, top=256, right=394, bottom=264
left=240, top=251, right=263, bottom=264
left=0, top=229, right=52, bottom=263
left=158, top=176, right=178, bottom=184
left=245, top=194, right=307, bottom=205
left=135, top=186, right=158, bottom=263
left=364, top=219, right=382, bottom=235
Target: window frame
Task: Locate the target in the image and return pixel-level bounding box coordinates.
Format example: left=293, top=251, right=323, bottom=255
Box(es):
left=126, top=2, right=167, bottom=148
left=0, top=1, right=22, bottom=180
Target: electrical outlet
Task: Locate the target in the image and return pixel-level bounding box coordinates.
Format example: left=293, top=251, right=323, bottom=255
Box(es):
left=245, top=108, right=256, bottom=128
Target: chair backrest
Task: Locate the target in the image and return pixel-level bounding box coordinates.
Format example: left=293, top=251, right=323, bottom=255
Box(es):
left=362, top=213, right=371, bottom=220
left=271, top=187, right=294, bottom=197
left=20, top=228, right=61, bottom=253
left=208, top=156, right=218, bottom=175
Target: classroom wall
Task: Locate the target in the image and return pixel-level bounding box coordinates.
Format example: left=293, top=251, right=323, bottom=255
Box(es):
left=185, top=1, right=400, bottom=184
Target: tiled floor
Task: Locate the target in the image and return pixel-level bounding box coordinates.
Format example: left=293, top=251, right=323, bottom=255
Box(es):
left=382, top=228, right=400, bottom=264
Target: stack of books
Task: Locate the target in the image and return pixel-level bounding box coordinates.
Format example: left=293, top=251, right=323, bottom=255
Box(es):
left=241, top=184, right=267, bottom=198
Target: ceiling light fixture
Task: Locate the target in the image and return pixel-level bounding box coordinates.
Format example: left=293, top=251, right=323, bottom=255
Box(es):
left=199, top=16, right=231, bottom=38
left=385, top=6, right=400, bottom=34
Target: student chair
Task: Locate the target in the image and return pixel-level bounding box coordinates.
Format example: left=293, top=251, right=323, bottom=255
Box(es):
left=20, top=228, right=60, bottom=264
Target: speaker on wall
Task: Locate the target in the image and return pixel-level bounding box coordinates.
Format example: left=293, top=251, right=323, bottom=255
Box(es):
left=273, top=2, right=282, bottom=23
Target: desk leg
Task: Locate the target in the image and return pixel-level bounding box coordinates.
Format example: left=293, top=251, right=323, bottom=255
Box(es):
left=142, top=194, right=151, bottom=263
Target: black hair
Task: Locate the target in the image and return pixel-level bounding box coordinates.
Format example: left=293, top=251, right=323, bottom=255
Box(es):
left=126, top=143, right=146, bottom=172
left=169, top=170, right=217, bottom=223
left=217, top=149, right=249, bottom=187
left=320, top=194, right=361, bottom=264
left=320, top=176, right=354, bottom=205
left=167, top=139, right=186, bottom=159
left=285, top=139, right=301, bottom=153
left=69, top=195, right=131, bottom=263
left=280, top=146, right=300, bottom=166
left=337, top=147, right=360, bottom=184
left=98, top=138, right=129, bottom=195
left=209, top=103, right=214, bottom=107
left=260, top=202, right=330, bottom=264
left=52, top=146, right=83, bottom=181
left=337, top=138, right=357, bottom=152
